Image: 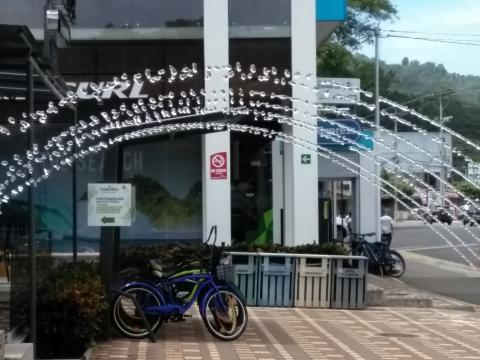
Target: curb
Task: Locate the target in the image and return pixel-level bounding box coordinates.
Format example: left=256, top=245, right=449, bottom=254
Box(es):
left=367, top=277, right=476, bottom=312
left=434, top=304, right=476, bottom=312
left=366, top=284, right=384, bottom=306
left=367, top=284, right=433, bottom=308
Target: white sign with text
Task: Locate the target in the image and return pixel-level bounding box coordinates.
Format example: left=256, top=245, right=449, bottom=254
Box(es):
left=87, top=183, right=133, bottom=227
left=317, top=77, right=361, bottom=104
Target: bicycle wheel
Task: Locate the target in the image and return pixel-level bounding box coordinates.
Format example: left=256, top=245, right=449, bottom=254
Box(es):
left=383, top=250, right=405, bottom=278
left=201, top=290, right=248, bottom=341
left=112, top=285, right=164, bottom=339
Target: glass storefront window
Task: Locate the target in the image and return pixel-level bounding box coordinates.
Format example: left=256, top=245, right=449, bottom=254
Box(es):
left=229, top=0, right=291, bottom=27
left=231, top=133, right=273, bottom=245
left=120, top=135, right=202, bottom=246
left=75, top=0, right=203, bottom=29
left=76, top=152, right=103, bottom=252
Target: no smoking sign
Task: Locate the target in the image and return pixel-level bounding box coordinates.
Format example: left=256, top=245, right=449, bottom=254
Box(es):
left=210, top=152, right=228, bottom=180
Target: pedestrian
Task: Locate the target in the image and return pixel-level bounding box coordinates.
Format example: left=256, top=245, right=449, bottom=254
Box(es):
left=380, top=212, right=393, bottom=248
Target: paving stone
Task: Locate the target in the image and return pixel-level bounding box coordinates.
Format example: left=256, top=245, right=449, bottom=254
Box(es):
left=91, top=307, right=480, bottom=360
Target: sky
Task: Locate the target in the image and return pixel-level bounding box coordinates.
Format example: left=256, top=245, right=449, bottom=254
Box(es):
left=359, top=0, right=480, bottom=76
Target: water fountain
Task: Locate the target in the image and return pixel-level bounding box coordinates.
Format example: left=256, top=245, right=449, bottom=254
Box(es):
left=1, top=64, right=480, bottom=267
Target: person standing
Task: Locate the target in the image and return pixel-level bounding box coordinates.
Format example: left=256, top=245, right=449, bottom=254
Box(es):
left=380, top=213, right=394, bottom=247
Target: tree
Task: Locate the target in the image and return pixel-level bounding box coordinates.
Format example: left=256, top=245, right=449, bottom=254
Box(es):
left=317, top=0, right=397, bottom=76
left=381, top=168, right=415, bottom=197
left=454, top=181, right=480, bottom=200
left=334, top=0, right=398, bottom=50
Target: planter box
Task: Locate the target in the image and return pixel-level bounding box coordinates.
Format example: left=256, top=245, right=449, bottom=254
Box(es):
left=229, top=252, right=259, bottom=306
left=229, top=251, right=368, bottom=310
left=257, top=254, right=294, bottom=307
left=294, top=255, right=331, bottom=308
left=330, top=256, right=368, bottom=309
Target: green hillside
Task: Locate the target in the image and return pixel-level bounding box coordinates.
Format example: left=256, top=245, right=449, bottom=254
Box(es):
left=318, top=48, right=480, bottom=160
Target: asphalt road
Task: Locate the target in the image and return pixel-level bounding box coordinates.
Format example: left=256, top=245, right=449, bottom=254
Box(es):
left=393, top=221, right=480, bottom=266
left=392, top=221, right=480, bottom=305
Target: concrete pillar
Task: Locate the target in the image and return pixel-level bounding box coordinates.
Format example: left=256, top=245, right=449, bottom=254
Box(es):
left=358, top=153, right=377, bottom=237
left=284, top=0, right=319, bottom=246
left=272, top=140, right=284, bottom=244
left=202, top=0, right=231, bottom=245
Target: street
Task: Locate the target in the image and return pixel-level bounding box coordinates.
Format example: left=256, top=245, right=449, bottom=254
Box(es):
left=393, top=221, right=480, bottom=305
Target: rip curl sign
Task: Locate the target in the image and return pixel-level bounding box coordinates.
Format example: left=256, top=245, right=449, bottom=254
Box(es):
left=210, top=152, right=227, bottom=180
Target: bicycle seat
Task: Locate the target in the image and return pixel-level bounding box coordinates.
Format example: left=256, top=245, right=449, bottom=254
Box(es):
left=149, top=259, right=205, bottom=278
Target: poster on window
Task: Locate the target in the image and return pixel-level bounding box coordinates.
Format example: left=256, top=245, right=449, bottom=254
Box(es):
left=87, top=183, right=133, bottom=227
left=210, top=152, right=228, bottom=180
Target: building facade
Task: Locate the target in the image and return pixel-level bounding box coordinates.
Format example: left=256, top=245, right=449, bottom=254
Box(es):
left=0, top=1, right=348, bottom=339
left=0, top=1, right=347, bottom=256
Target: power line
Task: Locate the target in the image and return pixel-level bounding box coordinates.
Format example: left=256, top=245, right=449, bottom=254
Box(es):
left=383, top=29, right=480, bottom=38
left=384, top=34, right=480, bottom=47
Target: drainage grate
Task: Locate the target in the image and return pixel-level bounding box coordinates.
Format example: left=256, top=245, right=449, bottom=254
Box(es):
left=377, top=333, right=418, bottom=338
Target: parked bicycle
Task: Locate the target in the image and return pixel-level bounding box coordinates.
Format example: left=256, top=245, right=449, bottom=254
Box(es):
left=349, top=232, right=405, bottom=277
left=111, top=226, right=248, bottom=341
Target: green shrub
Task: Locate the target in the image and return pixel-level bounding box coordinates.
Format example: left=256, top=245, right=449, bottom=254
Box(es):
left=37, top=262, right=107, bottom=359
left=120, top=244, right=199, bottom=273
left=120, top=242, right=348, bottom=271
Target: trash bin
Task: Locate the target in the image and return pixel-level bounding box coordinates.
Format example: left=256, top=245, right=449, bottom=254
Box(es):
left=257, top=253, right=294, bottom=307
left=229, top=252, right=259, bottom=306
left=330, top=255, right=368, bottom=309
left=294, top=255, right=331, bottom=308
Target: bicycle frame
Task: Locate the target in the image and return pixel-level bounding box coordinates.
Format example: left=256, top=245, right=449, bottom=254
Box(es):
left=355, top=241, right=381, bottom=265
left=124, top=269, right=228, bottom=318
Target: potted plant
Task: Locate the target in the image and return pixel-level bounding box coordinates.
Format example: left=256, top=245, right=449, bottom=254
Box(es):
left=37, top=262, right=107, bottom=359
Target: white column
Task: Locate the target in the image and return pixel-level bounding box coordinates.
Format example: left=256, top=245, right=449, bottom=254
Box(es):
left=202, top=132, right=231, bottom=245
left=332, top=181, right=337, bottom=239
left=202, top=0, right=231, bottom=245
left=272, top=140, right=284, bottom=244
left=284, top=0, right=319, bottom=246
left=358, top=154, right=377, bottom=238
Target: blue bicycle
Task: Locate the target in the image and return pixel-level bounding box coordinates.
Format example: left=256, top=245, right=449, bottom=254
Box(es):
left=112, top=227, right=248, bottom=341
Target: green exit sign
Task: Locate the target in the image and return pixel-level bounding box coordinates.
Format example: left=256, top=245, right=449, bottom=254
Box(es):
left=301, top=154, right=311, bottom=164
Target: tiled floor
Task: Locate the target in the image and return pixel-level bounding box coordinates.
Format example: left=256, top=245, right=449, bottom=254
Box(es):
left=92, top=307, right=480, bottom=360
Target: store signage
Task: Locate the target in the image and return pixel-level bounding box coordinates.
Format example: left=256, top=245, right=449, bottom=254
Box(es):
left=299, top=268, right=328, bottom=277
left=316, top=0, right=347, bottom=22
left=301, top=154, right=311, bottom=164
left=87, top=183, right=133, bottom=226
left=210, top=152, right=227, bottom=180
left=317, top=77, right=360, bottom=104
left=66, top=81, right=148, bottom=100
left=336, top=268, right=362, bottom=278
left=318, top=118, right=362, bottom=147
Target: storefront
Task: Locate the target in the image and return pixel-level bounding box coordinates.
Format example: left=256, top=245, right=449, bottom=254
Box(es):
left=0, top=0, right=347, bottom=341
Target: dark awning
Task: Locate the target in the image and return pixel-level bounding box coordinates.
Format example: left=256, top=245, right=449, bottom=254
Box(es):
left=0, top=24, right=70, bottom=101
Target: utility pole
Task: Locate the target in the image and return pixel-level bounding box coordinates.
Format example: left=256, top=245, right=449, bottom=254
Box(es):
left=439, top=92, right=446, bottom=207
left=374, top=26, right=382, bottom=239
left=393, top=109, right=399, bottom=220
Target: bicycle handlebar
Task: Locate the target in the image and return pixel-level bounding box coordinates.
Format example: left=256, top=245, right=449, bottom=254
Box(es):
left=350, top=232, right=376, bottom=239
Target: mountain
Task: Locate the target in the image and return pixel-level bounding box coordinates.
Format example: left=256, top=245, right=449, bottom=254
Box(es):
left=340, top=54, right=480, bottom=160
left=388, top=58, right=480, bottom=106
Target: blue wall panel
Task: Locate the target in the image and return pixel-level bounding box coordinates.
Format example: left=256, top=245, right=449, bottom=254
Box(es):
left=316, top=0, right=347, bottom=21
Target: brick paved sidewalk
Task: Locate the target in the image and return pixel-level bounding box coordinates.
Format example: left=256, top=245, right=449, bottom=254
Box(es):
left=92, top=307, right=480, bottom=360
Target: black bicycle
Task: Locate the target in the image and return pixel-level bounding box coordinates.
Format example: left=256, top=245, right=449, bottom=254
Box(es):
left=349, top=232, right=405, bottom=277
